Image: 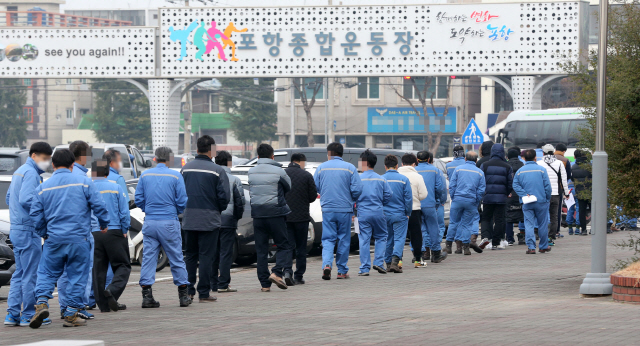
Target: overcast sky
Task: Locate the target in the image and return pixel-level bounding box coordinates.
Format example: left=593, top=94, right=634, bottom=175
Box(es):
left=61, top=0, right=446, bottom=10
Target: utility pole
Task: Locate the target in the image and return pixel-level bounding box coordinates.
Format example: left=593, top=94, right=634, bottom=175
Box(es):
left=183, top=90, right=192, bottom=154
left=580, top=0, right=613, bottom=296
left=290, top=78, right=296, bottom=148
left=327, top=77, right=334, bottom=144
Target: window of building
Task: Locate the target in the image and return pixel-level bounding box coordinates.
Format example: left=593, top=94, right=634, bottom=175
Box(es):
left=402, top=77, right=448, bottom=100
left=66, top=109, right=74, bottom=125
left=23, top=79, right=31, bottom=87
left=357, top=77, right=380, bottom=99
left=66, top=79, right=73, bottom=84
left=294, top=78, right=324, bottom=100
left=334, top=135, right=366, bottom=148
left=209, top=94, right=220, bottom=113
left=494, top=83, right=514, bottom=113
left=22, top=107, right=33, bottom=123
left=374, top=135, right=393, bottom=149
left=80, top=79, right=87, bottom=84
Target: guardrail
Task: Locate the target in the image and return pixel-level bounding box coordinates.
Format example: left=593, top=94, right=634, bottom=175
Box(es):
left=0, top=11, right=132, bottom=27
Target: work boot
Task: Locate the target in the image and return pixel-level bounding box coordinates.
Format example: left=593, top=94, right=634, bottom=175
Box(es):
left=104, top=288, right=119, bottom=312
left=284, top=271, right=295, bottom=286
left=269, top=273, right=288, bottom=289
left=421, top=248, right=431, bottom=262
left=178, top=285, right=191, bottom=307
left=432, top=250, right=448, bottom=263
left=29, top=302, right=50, bottom=329
left=444, top=241, right=453, bottom=254
left=385, top=262, right=392, bottom=272
left=469, top=235, right=483, bottom=253
left=517, top=232, right=526, bottom=245
left=141, top=286, right=160, bottom=308
left=389, top=256, right=403, bottom=273
left=463, top=243, right=471, bottom=255
left=62, top=312, right=86, bottom=327
left=454, top=240, right=463, bottom=254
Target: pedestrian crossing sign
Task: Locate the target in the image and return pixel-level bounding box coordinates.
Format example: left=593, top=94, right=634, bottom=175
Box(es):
left=462, top=119, right=483, bottom=144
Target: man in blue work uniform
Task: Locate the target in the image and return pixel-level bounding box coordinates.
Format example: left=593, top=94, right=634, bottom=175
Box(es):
left=416, top=151, right=445, bottom=263
left=382, top=155, right=412, bottom=273
left=4, top=142, right=52, bottom=327
left=428, top=153, right=448, bottom=243
left=91, top=160, right=131, bottom=313
left=448, top=152, right=486, bottom=256
left=57, top=141, right=96, bottom=320
left=104, top=149, right=129, bottom=200
left=314, top=142, right=363, bottom=280
left=135, top=147, right=190, bottom=308
left=446, top=145, right=466, bottom=178
left=29, top=149, right=110, bottom=329
left=356, top=150, right=392, bottom=276
left=512, top=149, right=553, bottom=254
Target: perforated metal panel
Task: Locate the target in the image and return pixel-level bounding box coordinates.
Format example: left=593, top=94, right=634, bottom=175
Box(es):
left=159, top=2, right=587, bottom=78
left=0, top=28, right=156, bottom=77
left=512, top=76, right=537, bottom=110
left=149, top=79, right=181, bottom=152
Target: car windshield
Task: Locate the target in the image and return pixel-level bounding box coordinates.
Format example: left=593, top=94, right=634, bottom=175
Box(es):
left=88, top=147, right=131, bottom=169
left=504, top=119, right=587, bottom=148
left=0, top=156, right=20, bottom=175
left=0, top=182, right=10, bottom=209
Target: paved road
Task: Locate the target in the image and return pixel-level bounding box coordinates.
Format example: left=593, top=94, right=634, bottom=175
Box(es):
left=1, top=229, right=639, bottom=345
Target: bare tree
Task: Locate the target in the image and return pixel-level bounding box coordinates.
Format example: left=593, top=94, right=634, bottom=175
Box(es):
left=291, top=78, right=323, bottom=147
left=388, top=77, right=452, bottom=152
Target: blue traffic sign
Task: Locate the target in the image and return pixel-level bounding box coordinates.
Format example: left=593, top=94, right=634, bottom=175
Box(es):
left=461, top=119, right=483, bottom=144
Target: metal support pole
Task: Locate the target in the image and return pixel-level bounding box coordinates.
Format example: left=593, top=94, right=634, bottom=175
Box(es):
left=290, top=78, right=296, bottom=148
left=580, top=0, right=612, bottom=296
left=327, top=77, right=334, bottom=144
left=183, top=90, right=192, bottom=154
left=324, top=77, right=328, bottom=145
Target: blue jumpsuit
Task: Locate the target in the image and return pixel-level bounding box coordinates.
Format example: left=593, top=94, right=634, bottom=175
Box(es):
left=446, top=157, right=479, bottom=239
left=30, top=168, right=110, bottom=317
left=57, top=162, right=96, bottom=313
left=135, top=163, right=189, bottom=287
left=382, top=169, right=412, bottom=263
left=5, top=158, right=45, bottom=324
left=436, top=167, right=448, bottom=240
left=356, top=170, right=392, bottom=273
left=416, top=162, right=445, bottom=252
left=447, top=161, right=486, bottom=244
left=314, top=157, right=363, bottom=275
left=512, top=161, right=552, bottom=250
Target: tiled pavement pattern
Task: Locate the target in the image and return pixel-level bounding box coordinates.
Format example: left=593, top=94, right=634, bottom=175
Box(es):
left=1, top=229, right=639, bottom=345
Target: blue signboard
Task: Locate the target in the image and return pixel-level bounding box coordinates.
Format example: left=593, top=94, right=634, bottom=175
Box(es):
left=367, top=107, right=456, bottom=133
left=461, top=119, right=483, bottom=144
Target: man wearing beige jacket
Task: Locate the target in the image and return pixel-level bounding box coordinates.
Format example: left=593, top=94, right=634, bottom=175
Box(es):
left=398, top=153, right=429, bottom=268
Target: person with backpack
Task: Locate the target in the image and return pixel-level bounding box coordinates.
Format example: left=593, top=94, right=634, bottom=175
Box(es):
left=537, top=144, right=570, bottom=246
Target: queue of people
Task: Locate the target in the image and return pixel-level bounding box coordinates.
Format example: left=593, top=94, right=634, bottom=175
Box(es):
left=4, top=137, right=593, bottom=329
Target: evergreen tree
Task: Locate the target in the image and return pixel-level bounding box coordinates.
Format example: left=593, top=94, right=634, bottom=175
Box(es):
left=219, top=78, right=276, bottom=144
left=0, top=79, right=27, bottom=147
left=91, top=80, right=151, bottom=147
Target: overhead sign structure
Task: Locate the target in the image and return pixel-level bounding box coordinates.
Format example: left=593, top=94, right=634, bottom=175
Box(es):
left=0, top=27, right=156, bottom=77
left=159, top=3, right=587, bottom=78
left=462, top=118, right=483, bottom=144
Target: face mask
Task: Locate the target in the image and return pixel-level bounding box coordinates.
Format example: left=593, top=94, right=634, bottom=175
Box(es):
left=36, top=160, right=50, bottom=171
left=117, top=161, right=123, bottom=172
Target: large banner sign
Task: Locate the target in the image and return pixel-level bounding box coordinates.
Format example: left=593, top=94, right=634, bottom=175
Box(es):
left=159, top=2, right=588, bottom=78
left=367, top=107, right=457, bottom=133
left=0, top=28, right=155, bottom=77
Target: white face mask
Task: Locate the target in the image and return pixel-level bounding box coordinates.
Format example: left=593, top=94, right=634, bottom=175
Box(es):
left=36, top=160, right=51, bottom=171
left=117, top=161, right=123, bottom=173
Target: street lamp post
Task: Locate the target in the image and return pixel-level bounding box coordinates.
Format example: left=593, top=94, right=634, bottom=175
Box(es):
left=579, top=0, right=613, bottom=295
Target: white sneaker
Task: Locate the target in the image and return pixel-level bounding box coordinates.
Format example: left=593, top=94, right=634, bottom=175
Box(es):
left=497, top=241, right=507, bottom=249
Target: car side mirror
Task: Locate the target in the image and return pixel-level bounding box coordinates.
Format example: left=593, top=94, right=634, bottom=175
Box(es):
left=145, top=160, right=152, bottom=168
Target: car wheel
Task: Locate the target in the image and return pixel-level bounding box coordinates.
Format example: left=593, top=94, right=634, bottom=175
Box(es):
left=234, top=254, right=256, bottom=266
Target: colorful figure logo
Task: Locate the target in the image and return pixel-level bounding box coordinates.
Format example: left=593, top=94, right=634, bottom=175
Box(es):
left=168, top=20, right=247, bottom=62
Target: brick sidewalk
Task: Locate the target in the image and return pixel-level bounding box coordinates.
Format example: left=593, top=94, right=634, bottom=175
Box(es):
left=2, top=230, right=639, bottom=345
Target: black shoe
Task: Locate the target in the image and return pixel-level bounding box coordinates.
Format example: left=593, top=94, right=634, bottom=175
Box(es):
left=322, top=265, right=331, bottom=280
left=372, top=265, right=387, bottom=274
left=469, top=242, right=483, bottom=253
left=86, top=304, right=96, bottom=310
left=432, top=250, right=448, bottom=263
left=141, top=286, right=160, bottom=308
left=284, top=271, right=295, bottom=286
left=178, top=285, right=191, bottom=307
left=294, top=278, right=305, bottom=285
left=104, top=288, right=119, bottom=312
left=117, top=303, right=126, bottom=310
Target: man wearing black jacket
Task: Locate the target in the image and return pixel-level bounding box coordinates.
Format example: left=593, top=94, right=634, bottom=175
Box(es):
left=476, top=141, right=494, bottom=168
left=571, top=150, right=592, bottom=236
left=284, top=153, right=318, bottom=285
left=212, top=151, right=245, bottom=292
left=505, top=147, right=525, bottom=245
left=181, top=135, right=230, bottom=303
left=479, top=143, right=513, bottom=249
